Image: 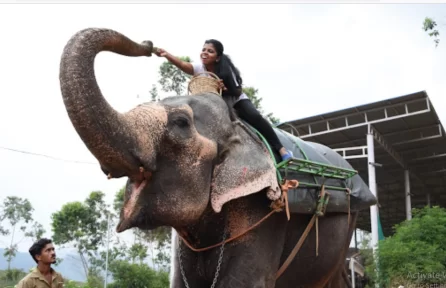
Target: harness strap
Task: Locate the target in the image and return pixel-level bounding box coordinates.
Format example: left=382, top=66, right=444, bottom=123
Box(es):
left=178, top=180, right=297, bottom=252
left=275, top=214, right=317, bottom=280
left=178, top=207, right=282, bottom=253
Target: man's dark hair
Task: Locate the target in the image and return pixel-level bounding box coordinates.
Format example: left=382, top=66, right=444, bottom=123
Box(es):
left=29, top=238, right=52, bottom=263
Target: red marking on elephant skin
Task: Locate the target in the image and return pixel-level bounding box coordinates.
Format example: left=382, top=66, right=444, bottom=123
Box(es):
left=236, top=167, right=248, bottom=187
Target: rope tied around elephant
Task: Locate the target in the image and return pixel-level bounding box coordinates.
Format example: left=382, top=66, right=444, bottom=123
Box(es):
left=177, top=179, right=297, bottom=253
left=177, top=179, right=321, bottom=280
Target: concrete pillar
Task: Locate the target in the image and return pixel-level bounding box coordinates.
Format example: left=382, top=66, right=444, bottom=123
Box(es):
left=404, top=170, right=412, bottom=220
left=367, top=131, right=379, bottom=251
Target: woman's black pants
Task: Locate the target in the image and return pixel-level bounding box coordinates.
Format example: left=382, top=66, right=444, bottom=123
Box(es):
left=233, top=99, right=284, bottom=153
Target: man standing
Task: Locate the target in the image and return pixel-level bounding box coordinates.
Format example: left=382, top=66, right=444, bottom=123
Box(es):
left=16, top=238, right=64, bottom=288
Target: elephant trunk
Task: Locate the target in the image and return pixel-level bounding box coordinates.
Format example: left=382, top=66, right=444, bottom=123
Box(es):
left=59, top=28, right=155, bottom=177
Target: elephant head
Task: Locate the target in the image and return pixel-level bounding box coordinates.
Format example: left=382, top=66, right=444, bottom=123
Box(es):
left=59, top=28, right=281, bottom=233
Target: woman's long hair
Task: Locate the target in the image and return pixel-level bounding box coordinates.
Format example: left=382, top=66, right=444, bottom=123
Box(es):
left=204, top=39, right=243, bottom=98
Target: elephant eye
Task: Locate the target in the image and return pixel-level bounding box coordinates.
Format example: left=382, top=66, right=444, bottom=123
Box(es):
left=173, top=117, right=189, bottom=128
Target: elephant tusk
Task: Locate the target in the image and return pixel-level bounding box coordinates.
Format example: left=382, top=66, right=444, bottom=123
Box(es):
left=107, top=173, right=112, bottom=179
left=139, top=166, right=152, bottom=182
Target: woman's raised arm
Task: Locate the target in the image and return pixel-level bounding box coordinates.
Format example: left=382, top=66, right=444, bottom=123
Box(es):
left=154, top=48, right=194, bottom=75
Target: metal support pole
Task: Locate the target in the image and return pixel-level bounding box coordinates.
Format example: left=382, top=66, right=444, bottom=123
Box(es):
left=169, top=228, right=177, bottom=283
left=404, top=170, right=412, bottom=220
left=104, top=213, right=110, bottom=288
left=367, top=131, right=379, bottom=251
left=350, top=259, right=356, bottom=288
left=427, top=193, right=431, bottom=207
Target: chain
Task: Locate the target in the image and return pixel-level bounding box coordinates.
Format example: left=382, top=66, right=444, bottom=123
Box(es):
left=178, top=242, right=190, bottom=288
left=178, top=228, right=228, bottom=288
left=210, top=229, right=227, bottom=288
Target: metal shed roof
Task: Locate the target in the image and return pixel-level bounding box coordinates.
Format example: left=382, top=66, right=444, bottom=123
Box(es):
left=277, top=91, right=446, bottom=236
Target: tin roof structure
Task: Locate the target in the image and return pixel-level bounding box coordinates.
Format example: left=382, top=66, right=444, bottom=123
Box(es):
left=277, top=91, right=446, bottom=236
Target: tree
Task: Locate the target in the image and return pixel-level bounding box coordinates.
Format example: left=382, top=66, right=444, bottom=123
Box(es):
left=89, top=242, right=128, bottom=282
left=0, top=196, right=34, bottom=271
left=423, top=17, right=440, bottom=47
left=113, top=186, right=172, bottom=271
left=107, top=260, right=169, bottom=288
left=24, top=221, right=46, bottom=241
left=242, top=87, right=280, bottom=125
left=367, top=206, right=446, bottom=287
left=0, top=222, right=8, bottom=236
left=358, top=232, right=375, bottom=288
left=128, top=242, right=148, bottom=264
left=51, top=191, right=111, bottom=278
left=158, top=56, right=192, bottom=96
left=150, top=84, right=160, bottom=102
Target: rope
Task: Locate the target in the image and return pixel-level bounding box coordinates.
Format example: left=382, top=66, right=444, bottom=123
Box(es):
left=178, top=207, right=283, bottom=253
left=275, top=214, right=317, bottom=280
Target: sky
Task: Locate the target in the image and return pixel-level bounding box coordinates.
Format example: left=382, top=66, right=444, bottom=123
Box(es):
left=0, top=3, right=445, bottom=260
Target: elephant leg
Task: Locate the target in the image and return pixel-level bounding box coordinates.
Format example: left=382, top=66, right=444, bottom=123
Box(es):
left=216, top=213, right=289, bottom=288
left=321, top=212, right=359, bottom=288
left=275, top=212, right=358, bottom=288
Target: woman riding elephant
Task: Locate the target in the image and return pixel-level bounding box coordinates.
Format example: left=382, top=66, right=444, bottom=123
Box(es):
left=154, top=40, right=293, bottom=162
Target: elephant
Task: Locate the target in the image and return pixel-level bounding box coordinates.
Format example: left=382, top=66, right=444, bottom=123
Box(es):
left=59, top=28, right=375, bottom=288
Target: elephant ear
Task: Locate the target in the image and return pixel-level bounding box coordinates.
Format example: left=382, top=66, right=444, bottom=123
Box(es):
left=210, top=121, right=281, bottom=213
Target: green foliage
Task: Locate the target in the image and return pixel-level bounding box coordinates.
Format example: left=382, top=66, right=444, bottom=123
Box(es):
left=107, top=261, right=169, bottom=288
left=0, top=225, right=8, bottom=237
left=423, top=17, right=440, bottom=47
left=150, top=84, right=160, bottom=102
left=112, top=187, right=171, bottom=271
left=0, top=196, right=36, bottom=270
left=128, top=242, right=148, bottom=264
left=0, top=268, right=27, bottom=286
left=63, top=280, right=93, bottom=288
left=368, top=206, right=446, bottom=286
left=86, top=268, right=104, bottom=288
left=0, top=197, right=33, bottom=227
left=158, top=56, right=192, bottom=96
left=242, top=87, right=280, bottom=125
left=24, top=221, right=46, bottom=242
left=357, top=232, right=376, bottom=288
left=51, top=191, right=112, bottom=278
left=113, top=187, right=125, bottom=214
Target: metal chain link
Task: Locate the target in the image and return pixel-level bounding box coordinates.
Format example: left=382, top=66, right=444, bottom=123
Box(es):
left=178, top=242, right=190, bottom=288
left=178, top=228, right=227, bottom=288
left=210, top=229, right=227, bottom=288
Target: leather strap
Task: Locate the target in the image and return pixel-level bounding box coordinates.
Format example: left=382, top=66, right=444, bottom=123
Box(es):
left=276, top=214, right=317, bottom=280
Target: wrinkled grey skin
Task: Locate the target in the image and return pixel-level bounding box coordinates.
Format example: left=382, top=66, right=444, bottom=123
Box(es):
left=60, top=28, right=357, bottom=288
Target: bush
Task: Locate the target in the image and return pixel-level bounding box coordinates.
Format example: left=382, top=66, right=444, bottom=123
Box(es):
left=367, top=206, right=446, bottom=287
left=107, top=260, right=169, bottom=288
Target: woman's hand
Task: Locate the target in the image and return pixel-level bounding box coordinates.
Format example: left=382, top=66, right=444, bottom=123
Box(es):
left=154, top=48, right=168, bottom=57
left=218, top=79, right=227, bottom=91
